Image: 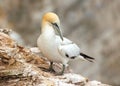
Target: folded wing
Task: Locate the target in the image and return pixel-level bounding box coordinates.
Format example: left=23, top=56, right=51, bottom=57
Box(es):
left=56, top=36, right=95, bottom=62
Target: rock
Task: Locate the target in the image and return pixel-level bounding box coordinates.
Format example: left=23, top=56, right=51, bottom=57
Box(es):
left=0, top=0, right=119, bottom=85
left=0, top=29, right=110, bottom=86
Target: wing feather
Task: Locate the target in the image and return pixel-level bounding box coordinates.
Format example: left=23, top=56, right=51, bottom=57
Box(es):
left=56, top=36, right=95, bottom=62
left=56, top=36, right=80, bottom=58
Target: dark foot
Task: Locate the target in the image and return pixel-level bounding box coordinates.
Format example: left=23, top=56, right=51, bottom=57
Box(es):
left=47, top=62, right=56, bottom=73
left=54, top=64, right=65, bottom=75
left=39, top=62, right=55, bottom=73
left=48, top=67, right=56, bottom=73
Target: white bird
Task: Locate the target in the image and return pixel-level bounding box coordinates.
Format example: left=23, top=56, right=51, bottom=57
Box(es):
left=37, top=12, right=94, bottom=75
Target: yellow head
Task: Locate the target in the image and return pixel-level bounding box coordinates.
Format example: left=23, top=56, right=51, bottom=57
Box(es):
left=42, top=12, right=63, bottom=40
left=42, top=12, right=60, bottom=25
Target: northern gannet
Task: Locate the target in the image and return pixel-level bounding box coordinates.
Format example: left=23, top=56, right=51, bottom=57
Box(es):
left=37, top=12, right=94, bottom=75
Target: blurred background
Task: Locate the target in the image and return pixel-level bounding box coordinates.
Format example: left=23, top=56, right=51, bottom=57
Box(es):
left=0, top=0, right=120, bottom=85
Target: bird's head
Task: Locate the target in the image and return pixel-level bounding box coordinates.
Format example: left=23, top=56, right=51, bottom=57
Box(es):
left=42, top=12, right=63, bottom=40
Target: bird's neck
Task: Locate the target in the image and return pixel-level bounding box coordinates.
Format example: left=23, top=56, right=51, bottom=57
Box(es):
left=41, top=21, right=56, bottom=38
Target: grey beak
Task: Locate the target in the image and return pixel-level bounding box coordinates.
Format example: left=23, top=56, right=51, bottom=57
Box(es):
left=52, top=23, right=63, bottom=41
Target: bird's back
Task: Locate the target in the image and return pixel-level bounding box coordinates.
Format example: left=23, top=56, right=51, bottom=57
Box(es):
left=56, top=36, right=81, bottom=59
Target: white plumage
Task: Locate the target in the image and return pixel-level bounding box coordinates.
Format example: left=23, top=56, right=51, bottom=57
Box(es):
left=37, top=12, right=94, bottom=74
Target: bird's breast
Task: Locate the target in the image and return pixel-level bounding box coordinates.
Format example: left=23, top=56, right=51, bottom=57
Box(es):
left=37, top=34, right=61, bottom=62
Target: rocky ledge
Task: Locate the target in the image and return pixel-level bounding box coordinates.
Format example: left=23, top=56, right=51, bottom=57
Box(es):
left=0, top=29, right=110, bottom=86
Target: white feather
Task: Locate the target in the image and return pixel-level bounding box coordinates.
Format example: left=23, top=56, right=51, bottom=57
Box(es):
left=56, top=36, right=81, bottom=58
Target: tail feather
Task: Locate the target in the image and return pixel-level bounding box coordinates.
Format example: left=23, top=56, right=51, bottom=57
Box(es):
left=80, top=53, right=95, bottom=62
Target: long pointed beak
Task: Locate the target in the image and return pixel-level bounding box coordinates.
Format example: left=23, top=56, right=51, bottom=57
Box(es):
left=52, top=23, right=63, bottom=41
left=56, top=27, right=64, bottom=41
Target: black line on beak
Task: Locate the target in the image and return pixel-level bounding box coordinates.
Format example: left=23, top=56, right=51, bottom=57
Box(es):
left=52, top=23, right=63, bottom=41
left=52, top=23, right=59, bottom=29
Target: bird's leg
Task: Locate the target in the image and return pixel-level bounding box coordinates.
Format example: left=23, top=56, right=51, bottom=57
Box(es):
left=55, top=64, right=65, bottom=75
left=48, top=62, right=55, bottom=72
left=60, top=64, right=65, bottom=75
left=48, top=62, right=53, bottom=70
left=39, top=62, right=55, bottom=72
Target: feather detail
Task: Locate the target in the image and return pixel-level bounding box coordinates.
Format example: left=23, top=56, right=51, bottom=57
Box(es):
left=80, top=53, right=95, bottom=62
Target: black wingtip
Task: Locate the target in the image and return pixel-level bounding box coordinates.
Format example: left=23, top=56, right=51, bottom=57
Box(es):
left=80, top=53, right=95, bottom=62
